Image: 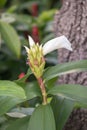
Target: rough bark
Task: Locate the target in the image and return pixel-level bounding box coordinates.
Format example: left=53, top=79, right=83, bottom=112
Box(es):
left=54, top=0, right=87, bottom=130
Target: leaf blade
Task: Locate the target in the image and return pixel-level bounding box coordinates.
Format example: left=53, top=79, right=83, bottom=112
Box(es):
left=6, top=116, right=30, bottom=130
left=48, top=84, right=87, bottom=106
left=0, top=80, right=26, bottom=99
left=51, top=96, right=74, bottom=130
left=24, top=82, right=41, bottom=100
left=28, top=104, right=56, bottom=130
left=43, top=60, right=87, bottom=81
left=0, top=96, right=24, bottom=116
left=0, top=21, right=21, bottom=58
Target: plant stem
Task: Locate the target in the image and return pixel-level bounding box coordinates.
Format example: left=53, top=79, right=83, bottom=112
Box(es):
left=37, top=77, right=47, bottom=105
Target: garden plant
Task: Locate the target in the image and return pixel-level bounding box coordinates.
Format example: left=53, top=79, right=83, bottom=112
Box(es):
left=0, top=35, right=87, bottom=130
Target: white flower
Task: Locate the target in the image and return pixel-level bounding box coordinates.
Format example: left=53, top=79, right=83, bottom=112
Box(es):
left=43, top=35, right=72, bottom=55
left=28, top=35, right=35, bottom=47
left=24, top=35, right=72, bottom=56
left=24, top=35, right=72, bottom=78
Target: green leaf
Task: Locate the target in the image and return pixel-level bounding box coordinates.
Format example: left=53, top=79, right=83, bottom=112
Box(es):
left=43, top=60, right=87, bottom=81
left=14, top=14, right=32, bottom=25
left=46, top=77, right=58, bottom=89
left=28, top=104, right=56, bottom=130
left=0, top=21, right=21, bottom=58
left=51, top=96, right=74, bottom=130
left=24, top=82, right=41, bottom=100
left=48, top=84, right=87, bottom=106
left=0, top=80, right=26, bottom=99
left=0, top=0, right=7, bottom=7
left=6, top=116, right=30, bottom=130
left=0, top=80, right=26, bottom=115
left=0, top=96, right=24, bottom=116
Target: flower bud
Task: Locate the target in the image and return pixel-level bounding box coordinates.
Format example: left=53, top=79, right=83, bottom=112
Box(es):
left=27, top=44, right=45, bottom=78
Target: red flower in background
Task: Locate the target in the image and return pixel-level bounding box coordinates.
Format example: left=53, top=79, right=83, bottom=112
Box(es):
left=31, top=3, right=38, bottom=17
left=18, top=72, right=25, bottom=79
left=31, top=25, right=40, bottom=43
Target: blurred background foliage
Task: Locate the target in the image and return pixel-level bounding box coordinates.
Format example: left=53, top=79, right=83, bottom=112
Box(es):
left=0, top=0, right=61, bottom=81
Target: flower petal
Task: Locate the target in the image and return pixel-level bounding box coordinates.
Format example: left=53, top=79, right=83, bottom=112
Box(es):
left=24, top=46, right=29, bottom=53
left=43, top=35, right=72, bottom=55
left=28, top=35, right=35, bottom=47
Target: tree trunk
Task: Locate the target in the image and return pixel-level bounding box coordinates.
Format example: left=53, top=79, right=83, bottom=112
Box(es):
left=54, top=0, right=87, bottom=130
